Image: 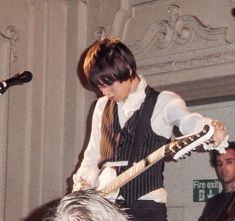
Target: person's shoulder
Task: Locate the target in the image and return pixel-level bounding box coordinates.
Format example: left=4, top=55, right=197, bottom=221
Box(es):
left=93, top=96, right=109, bottom=112
left=206, top=192, right=225, bottom=204
left=96, top=96, right=108, bottom=105
left=159, top=90, right=181, bottom=97
left=158, top=90, right=184, bottom=101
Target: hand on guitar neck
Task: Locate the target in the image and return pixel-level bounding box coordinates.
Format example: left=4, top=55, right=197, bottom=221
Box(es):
left=95, top=124, right=228, bottom=200
left=73, top=125, right=228, bottom=200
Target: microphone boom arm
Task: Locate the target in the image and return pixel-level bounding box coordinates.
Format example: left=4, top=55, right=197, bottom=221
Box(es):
left=0, top=71, right=33, bottom=95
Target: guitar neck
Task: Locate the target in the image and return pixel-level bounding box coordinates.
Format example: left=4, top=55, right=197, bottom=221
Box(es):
left=100, top=144, right=167, bottom=196
left=99, top=125, right=214, bottom=197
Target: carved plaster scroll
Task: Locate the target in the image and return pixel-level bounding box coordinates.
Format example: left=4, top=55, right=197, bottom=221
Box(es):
left=107, top=3, right=233, bottom=75
left=107, top=2, right=235, bottom=103
left=94, top=26, right=107, bottom=40
left=125, top=4, right=235, bottom=77
left=0, top=25, right=19, bottom=65
left=130, top=4, right=228, bottom=54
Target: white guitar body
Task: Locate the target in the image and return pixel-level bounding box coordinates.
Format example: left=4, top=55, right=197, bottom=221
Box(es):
left=97, top=167, right=119, bottom=201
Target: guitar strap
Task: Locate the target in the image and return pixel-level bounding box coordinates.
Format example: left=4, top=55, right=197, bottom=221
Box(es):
left=128, top=86, right=159, bottom=167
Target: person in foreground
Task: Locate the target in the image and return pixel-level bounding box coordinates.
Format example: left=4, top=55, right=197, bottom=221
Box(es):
left=198, top=141, right=235, bottom=221
left=72, top=37, right=228, bottom=221
left=49, top=189, right=129, bottom=221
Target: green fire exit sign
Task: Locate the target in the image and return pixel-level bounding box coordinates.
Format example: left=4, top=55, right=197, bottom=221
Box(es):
left=193, top=179, right=220, bottom=202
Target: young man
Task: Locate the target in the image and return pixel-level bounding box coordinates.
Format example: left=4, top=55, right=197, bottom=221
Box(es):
left=72, top=37, right=228, bottom=221
left=199, top=142, right=235, bottom=221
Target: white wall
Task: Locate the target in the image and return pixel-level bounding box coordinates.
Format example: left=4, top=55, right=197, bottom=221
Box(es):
left=0, top=1, right=91, bottom=220
left=165, top=100, right=235, bottom=221
left=0, top=1, right=234, bottom=221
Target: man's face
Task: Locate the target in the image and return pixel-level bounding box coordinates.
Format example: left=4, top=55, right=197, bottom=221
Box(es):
left=216, top=149, right=235, bottom=186
left=98, top=79, right=132, bottom=102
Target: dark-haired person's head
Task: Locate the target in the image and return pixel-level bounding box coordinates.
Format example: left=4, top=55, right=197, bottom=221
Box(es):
left=83, top=37, right=140, bottom=102
left=210, top=141, right=235, bottom=192
left=83, top=37, right=137, bottom=88
left=210, top=142, right=235, bottom=167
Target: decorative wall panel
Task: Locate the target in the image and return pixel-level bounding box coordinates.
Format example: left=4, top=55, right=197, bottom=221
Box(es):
left=107, top=2, right=235, bottom=104
left=0, top=25, right=18, bottom=221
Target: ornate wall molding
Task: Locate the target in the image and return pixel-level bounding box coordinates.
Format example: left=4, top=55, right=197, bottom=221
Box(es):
left=0, top=25, right=14, bottom=221
left=156, top=74, right=235, bottom=105
left=0, top=25, right=19, bottom=64
left=94, top=26, right=107, bottom=40
left=108, top=3, right=234, bottom=76
left=127, top=4, right=234, bottom=75
left=107, top=3, right=235, bottom=104
left=130, top=4, right=228, bottom=53
left=138, top=43, right=235, bottom=75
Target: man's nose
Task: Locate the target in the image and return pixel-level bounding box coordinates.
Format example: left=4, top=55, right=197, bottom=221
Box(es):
left=221, top=163, right=227, bottom=171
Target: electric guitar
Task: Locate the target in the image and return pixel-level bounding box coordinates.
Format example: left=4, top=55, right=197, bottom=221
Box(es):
left=96, top=124, right=221, bottom=200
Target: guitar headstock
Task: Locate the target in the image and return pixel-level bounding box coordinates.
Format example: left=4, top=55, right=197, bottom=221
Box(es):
left=165, top=124, right=222, bottom=160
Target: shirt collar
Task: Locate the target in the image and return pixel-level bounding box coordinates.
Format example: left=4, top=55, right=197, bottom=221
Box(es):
left=117, top=75, right=147, bottom=119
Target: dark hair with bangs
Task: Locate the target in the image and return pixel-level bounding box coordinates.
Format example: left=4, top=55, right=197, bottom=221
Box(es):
left=83, top=37, right=137, bottom=88
left=210, top=141, right=235, bottom=167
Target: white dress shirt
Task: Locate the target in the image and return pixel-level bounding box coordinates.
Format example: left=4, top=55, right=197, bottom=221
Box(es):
left=73, top=75, right=213, bottom=203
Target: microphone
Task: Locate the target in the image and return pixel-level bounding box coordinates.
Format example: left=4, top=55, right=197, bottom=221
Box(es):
left=0, top=71, right=33, bottom=95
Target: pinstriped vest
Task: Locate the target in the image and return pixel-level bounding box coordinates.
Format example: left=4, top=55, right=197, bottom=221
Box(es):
left=99, top=86, right=169, bottom=205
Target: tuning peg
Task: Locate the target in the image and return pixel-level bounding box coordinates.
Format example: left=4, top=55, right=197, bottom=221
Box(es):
left=189, top=137, right=195, bottom=141
left=176, top=145, right=182, bottom=150
left=186, top=152, right=191, bottom=156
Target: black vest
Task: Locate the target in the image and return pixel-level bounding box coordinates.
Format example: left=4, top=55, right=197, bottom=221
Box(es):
left=99, top=86, right=169, bottom=205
